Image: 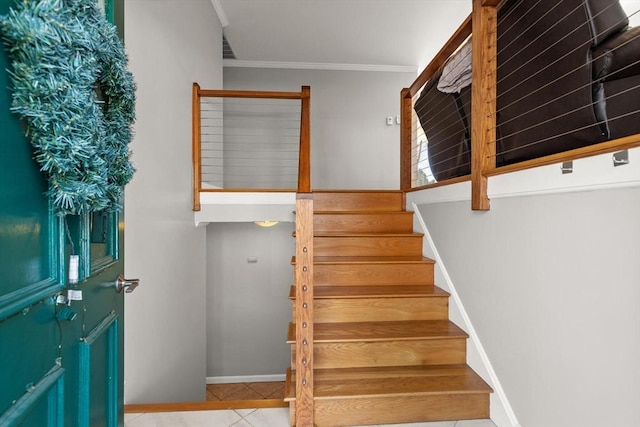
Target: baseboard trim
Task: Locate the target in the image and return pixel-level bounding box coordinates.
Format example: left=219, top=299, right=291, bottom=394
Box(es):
left=206, top=374, right=286, bottom=384
left=125, top=399, right=287, bottom=413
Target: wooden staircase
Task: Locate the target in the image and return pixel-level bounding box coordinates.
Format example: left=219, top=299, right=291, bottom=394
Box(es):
left=285, top=191, right=492, bottom=426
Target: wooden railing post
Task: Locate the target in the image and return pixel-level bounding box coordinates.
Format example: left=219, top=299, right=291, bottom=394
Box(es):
left=470, top=0, right=497, bottom=210
left=296, top=85, right=313, bottom=425
left=298, top=86, right=311, bottom=193
left=192, top=82, right=202, bottom=211
left=400, top=88, right=412, bottom=191
left=295, top=194, right=314, bottom=426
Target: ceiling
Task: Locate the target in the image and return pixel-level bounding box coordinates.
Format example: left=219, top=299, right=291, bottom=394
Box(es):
left=216, top=0, right=640, bottom=73
left=216, top=0, right=472, bottom=72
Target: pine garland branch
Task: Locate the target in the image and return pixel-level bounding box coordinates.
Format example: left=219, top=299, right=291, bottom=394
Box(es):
left=1, top=0, right=136, bottom=215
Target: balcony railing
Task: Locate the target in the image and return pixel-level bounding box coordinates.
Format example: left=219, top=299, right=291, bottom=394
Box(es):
left=192, top=84, right=311, bottom=211
left=401, top=0, right=640, bottom=210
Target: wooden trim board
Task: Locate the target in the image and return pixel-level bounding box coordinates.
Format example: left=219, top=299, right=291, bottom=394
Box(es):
left=124, top=399, right=287, bottom=413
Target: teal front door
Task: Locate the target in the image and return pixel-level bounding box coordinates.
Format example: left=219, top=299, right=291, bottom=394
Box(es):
left=0, top=1, right=129, bottom=426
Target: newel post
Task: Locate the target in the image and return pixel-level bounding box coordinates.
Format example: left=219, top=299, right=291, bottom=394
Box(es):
left=400, top=88, right=413, bottom=192
left=192, top=82, right=202, bottom=212
left=470, top=0, right=497, bottom=210
left=295, top=193, right=314, bottom=426
left=298, top=86, right=311, bottom=193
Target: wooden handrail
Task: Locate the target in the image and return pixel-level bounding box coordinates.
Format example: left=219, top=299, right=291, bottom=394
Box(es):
left=408, top=14, right=472, bottom=97
left=192, top=82, right=202, bottom=211
left=199, top=89, right=303, bottom=99
left=298, top=86, right=311, bottom=193
left=487, top=134, right=640, bottom=177
left=400, top=88, right=412, bottom=191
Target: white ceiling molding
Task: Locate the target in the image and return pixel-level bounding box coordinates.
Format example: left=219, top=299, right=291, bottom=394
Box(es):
left=211, top=0, right=228, bottom=28
left=223, top=59, right=417, bottom=74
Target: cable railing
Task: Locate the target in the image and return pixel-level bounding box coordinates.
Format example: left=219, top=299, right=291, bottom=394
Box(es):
left=401, top=0, right=640, bottom=210
left=191, top=84, right=311, bottom=211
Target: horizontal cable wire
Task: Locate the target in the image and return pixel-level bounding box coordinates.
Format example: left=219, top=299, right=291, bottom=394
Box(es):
left=496, top=0, right=546, bottom=43
left=412, top=97, right=471, bottom=148
left=412, top=95, right=472, bottom=156
left=496, top=18, right=590, bottom=89
left=200, top=96, right=301, bottom=189
left=495, top=6, right=634, bottom=103
left=410, top=127, right=470, bottom=180
left=493, top=54, right=640, bottom=134
left=496, top=0, right=569, bottom=60
left=414, top=154, right=470, bottom=181
left=413, top=83, right=459, bottom=122
left=493, top=86, right=640, bottom=158
left=495, top=50, right=640, bottom=137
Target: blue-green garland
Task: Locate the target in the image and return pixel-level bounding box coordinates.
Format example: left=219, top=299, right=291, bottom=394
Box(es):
left=0, top=0, right=136, bottom=214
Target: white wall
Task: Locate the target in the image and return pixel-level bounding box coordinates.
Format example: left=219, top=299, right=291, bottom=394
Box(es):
left=124, top=0, right=222, bottom=403
left=206, top=222, right=295, bottom=380
left=223, top=67, right=415, bottom=190
left=621, top=0, right=640, bottom=26
left=409, top=150, right=640, bottom=427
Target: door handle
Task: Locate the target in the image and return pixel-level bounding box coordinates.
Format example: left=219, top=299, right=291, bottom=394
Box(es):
left=116, top=275, right=140, bottom=293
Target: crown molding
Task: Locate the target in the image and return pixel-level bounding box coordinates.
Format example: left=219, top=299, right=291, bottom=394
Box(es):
left=223, top=59, right=417, bottom=73
left=211, top=0, right=228, bottom=27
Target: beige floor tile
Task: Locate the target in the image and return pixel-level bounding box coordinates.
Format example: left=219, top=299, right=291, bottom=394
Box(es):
left=206, top=383, right=247, bottom=400
left=224, top=385, right=264, bottom=401
left=247, top=381, right=285, bottom=398
left=206, top=381, right=285, bottom=401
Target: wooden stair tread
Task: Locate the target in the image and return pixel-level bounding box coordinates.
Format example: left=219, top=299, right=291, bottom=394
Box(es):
left=289, top=285, right=449, bottom=300
left=287, top=320, right=468, bottom=343
left=295, top=231, right=423, bottom=237
left=316, top=232, right=423, bottom=238
left=292, top=255, right=435, bottom=265
left=285, top=365, right=493, bottom=401
left=314, top=211, right=414, bottom=215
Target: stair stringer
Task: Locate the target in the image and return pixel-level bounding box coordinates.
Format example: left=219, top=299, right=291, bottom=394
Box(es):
left=411, top=201, right=521, bottom=427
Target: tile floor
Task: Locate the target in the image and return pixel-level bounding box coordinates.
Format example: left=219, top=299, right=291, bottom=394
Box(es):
left=124, top=409, right=497, bottom=427
left=126, top=382, right=496, bottom=427
left=206, top=382, right=285, bottom=401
